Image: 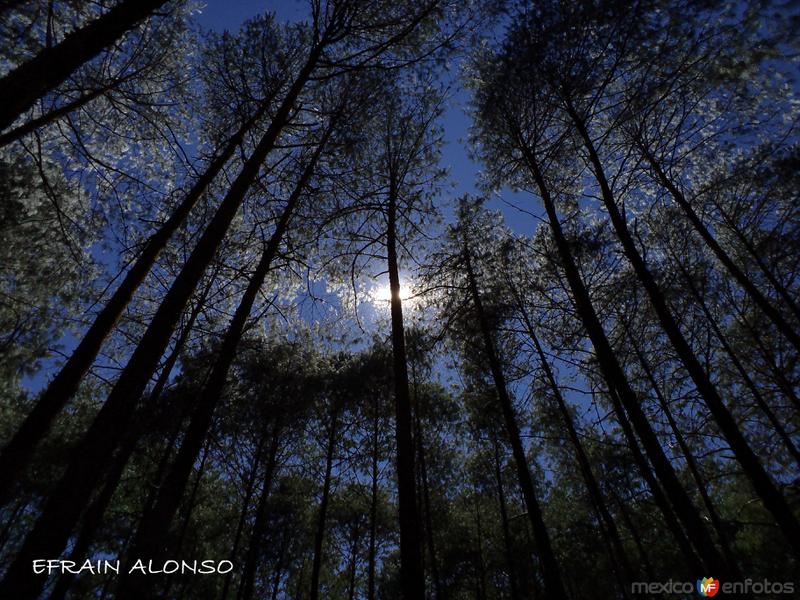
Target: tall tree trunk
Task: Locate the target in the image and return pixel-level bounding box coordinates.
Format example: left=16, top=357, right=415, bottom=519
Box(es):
left=220, top=426, right=273, bottom=600
left=347, top=531, right=360, bottom=600
left=473, top=492, right=488, bottom=600
left=0, top=0, right=170, bottom=131
left=514, top=133, right=721, bottom=576
left=309, top=406, right=340, bottom=600
left=510, top=291, right=636, bottom=587
left=270, top=536, right=289, bottom=600
left=386, top=181, right=425, bottom=599
left=367, top=397, right=379, bottom=600
left=462, top=242, right=567, bottom=600
left=567, top=103, right=800, bottom=553
left=677, top=265, right=800, bottom=468
left=411, top=364, right=443, bottom=600
left=610, top=486, right=656, bottom=581
left=237, top=422, right=282, bottom=600
left=492, top=435, right=521, bottom=600
left=0, top=79, right=115, bottom=147
left=117, top=127, right=332, bottom=600
left=637, top=139, right=800, bottom=349
left=48, top=287, right=207, bottom=600
left=0, top=108, right=263, bottom=505
left=0, top=49, right=324, bottom=600
left=625, top=326, right=742, bottom=577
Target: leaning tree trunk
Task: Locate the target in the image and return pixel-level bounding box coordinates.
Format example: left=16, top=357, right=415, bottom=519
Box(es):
left=638, top=139, right=800, bottom=350
left=677, top=264, right=800, bottom=469
left=0, top=107, right=265, bottom=506
left=116, top=129, right=332, bottom=600
left=0, top=76, right=125, bottom=147
left=625, top=325, right=742, bottom=578
left=0, top=0, right=170, bottom=131
left=309, top=406, right=340, bottom=600
left=511, top=295, right=636, bottom=589
left=514, top=133, right=723, bottom=577
left=47, top=288, right=207, bottom=600
left=462, top=242, right=567, bottom=600
left=567, top=102, right=800, bottom=553
left=386, top=180, right=426, bottom=599
left=0, top=45, right=324, bottom=600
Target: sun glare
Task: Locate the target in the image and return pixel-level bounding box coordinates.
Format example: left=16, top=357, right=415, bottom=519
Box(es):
left=368, top=281, right=417, bottom=308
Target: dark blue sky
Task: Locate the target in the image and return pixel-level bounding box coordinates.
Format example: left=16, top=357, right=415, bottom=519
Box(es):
left=194, top=0, right=539, bottom=237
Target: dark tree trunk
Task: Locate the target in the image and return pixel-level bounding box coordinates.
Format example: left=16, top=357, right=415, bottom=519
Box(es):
left=367, top=397, right=379, bottom=600
left=0, top=83, right=111, bottom=147
left=492, top=435, right=521, bottom=600
left=270, top=533, right=291, bottom=600
left=387, top=182, right=425, bottom=599
left=515, top=135, right=721, bottom=576
left=116, top=126, right=331, bottom=600
left=346, top=531, right=360, bottom=600
left=639, top=140, right=800, bottom=350
left=0, top=47, right=323, bottom=600
left=0, top=0, right=170, bottom=131
left=610, top=487, right=655, bottom=581
left=220, top=426, right=273, bottom=600
left=678, top=265, right=800, bottom=468
left=309, top=406, right=340, bottom=600
left=172, top=437, right=212, bottom=555
left=48, top=287, right=206, bottom=600
left=473, top=492, right=488, bottom=600
left=0, top=109, right=263, bottom=505
left=238, top=423, right=282, bottom=600
left=411, top=365, right=443, bottom=600
left=625, top=326, right=742, bottom=577
left=510, top=293, right=636, bottom=587
left=567, top=103, right=800, bottom=553
left=462, top=242, right=567, bottom=600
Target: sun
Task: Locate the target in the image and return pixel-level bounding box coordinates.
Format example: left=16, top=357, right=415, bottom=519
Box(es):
left=368, top=280, right=417, bottom=308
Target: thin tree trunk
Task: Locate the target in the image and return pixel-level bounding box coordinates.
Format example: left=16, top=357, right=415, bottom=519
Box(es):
left=387, top=180, right=425, bottom=599
left=411, top=364, right=443, bottom=600
left=347, top=532, right=360, bottom=600
left=0, top=81, right=111, bottom=147
left=638, top=141, right=800, bottom=349
left=0, top=0, right=170, bottom=131
left=492, top=435, right=521, bottom=600
left=0, top=109, right=263, bottom=505
left=47, top=287, right=206, bottom=600
left=0, top=49, right=324, bottom=600
left=309, top=406, right=340, bottom=600
left=610, top=487, right=655, bottom=581
left=510, top=291, right=636, bottom=587
left=625, top=327, right=742, bottom=577
left=514, top=133, right=717, bottom=576
left=711, top=195, right=800, bottom=327
left=567, top=103, right=800, bottom=553
left=678, top=265, right=800, bottom=468
left=238, top=422, right=282, bottom=600
left=220, top=426, right=273, bottom=600
left=367, top=397, right=379, bottom=600
left=117, top=126, right=332, bottom=600
left=462, top=242, right=567, bottom=600
left=270, top=534, right=290, bottom=600
left=473, top=492, right=488, bottom=600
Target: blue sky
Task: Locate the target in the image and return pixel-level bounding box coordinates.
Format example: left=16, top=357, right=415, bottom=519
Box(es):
left=194, top=0, right=540, bottom=237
